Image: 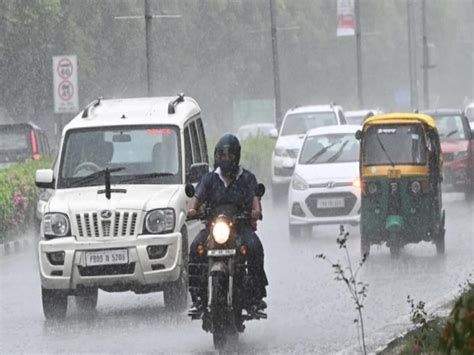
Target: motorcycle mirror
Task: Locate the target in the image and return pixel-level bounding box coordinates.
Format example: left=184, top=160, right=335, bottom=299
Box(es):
left=256, top=183, right=266, bottom=198
left=185, top=184, right=195, bottom=198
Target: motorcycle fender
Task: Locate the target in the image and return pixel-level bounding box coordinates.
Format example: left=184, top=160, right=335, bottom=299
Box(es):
left=209, top=261, right=228, bottom=276
left=385, top=215, right=403, bottom=233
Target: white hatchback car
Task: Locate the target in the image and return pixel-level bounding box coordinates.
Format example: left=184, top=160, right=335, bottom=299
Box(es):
left=288, top=125, right=361, bottom=238
left=271, top=104, right=346, bottom=199
left=35, top=95, right=209, bottom=319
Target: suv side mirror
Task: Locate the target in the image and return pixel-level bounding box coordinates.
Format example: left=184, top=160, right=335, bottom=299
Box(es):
left=35, top=169, right=54, bottom=189
left=355, top=130, right=363, bottom=141
left=184, top=184, right=195, bottom=198
left=269, top=128, right=278, bottom=139
left=256, top=183, right=265, bottom=198
left=187, top=162, right=209, bottom=183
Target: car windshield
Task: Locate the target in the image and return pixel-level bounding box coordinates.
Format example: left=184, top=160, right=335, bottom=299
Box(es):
left=281, top=112, right=337, bottom=136
left=432, top=114, right=466, bottom=140
left=299, top=133, right=359, bottom=164
left=0, top=125, right=31, bottom=163
left=363, top=124, right=427, bottom=166
left=346, top=114, right=366, bottom=125
left=58, top=125, right=181, bottom=188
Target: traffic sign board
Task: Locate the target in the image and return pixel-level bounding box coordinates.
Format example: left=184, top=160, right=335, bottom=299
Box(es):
left=53, top=55, right=78, bottom=113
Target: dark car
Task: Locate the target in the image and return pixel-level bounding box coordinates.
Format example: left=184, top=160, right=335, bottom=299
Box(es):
left=422, top=109, right=474, bottom=199
left=0, top=122, right=51, bottom=168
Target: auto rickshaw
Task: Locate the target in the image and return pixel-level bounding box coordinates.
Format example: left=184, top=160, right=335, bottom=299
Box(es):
left=356, top=113, right=445, bottom=257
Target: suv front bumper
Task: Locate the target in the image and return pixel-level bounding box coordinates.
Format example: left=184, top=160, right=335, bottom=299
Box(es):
left=38, top=233, right=182, bottom=290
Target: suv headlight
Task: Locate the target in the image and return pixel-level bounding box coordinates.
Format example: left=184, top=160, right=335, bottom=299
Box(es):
left=292, top=173, right=308, bottom=191
left=44, top=213, right=70, bottom=238
left=144, top=209, right=175, bottom=234
left=274, top=147, right=288, bottom=157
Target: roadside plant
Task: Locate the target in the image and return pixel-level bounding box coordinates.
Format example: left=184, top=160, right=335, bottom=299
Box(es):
left=439, top=281, right=474, bottom=354
left=316, top=225, right=369, bottom=355
left=406, top=295, right=432, bottom=353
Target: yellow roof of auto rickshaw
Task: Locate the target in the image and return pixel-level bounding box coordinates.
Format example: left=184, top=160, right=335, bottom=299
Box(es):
left=363, top=113, right=437, bottom=129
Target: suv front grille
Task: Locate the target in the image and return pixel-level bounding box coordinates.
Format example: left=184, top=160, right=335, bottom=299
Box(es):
left=78, top=263, right=136, bottom=276
left=75, top=211, right=139, bottom=238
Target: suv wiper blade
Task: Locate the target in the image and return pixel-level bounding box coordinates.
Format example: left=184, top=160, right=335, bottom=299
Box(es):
left=445, top=129, right=458, bottom=138
left=68, top=167, right=126, bottom=187
left=120, top=172, right=174, bottom=183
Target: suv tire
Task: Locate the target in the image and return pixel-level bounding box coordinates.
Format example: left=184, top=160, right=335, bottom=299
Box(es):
left=75, top=288, right=98, bottom=311
left=42, top=287, right=68, bottom=320
left=164, top=228, right=188, bottom=312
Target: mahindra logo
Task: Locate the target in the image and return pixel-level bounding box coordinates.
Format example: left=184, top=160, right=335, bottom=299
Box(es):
left=100, top=210, right=113, bottom=219
left=326, top=182, right=335, bottom=189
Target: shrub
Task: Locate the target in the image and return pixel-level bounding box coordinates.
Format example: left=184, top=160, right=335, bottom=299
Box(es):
left=0, top=159, right=52, bottom=241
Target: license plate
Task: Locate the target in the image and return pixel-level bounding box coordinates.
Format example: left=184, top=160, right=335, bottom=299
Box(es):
left=208, top=249, right=236, bottom=257
left=317, top=198, right=345, bottom=209
left=86, top=249, right=129, bottom=266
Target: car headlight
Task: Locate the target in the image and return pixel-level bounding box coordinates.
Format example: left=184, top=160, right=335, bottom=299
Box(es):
left=274, top=147, right=288, bottom=157
left=212, top=221, right=230, bottom=244
left=43, top=213, right=70, bottom=238
left=292, top=173, right=308, bottom=191
left=144, top=209, right=175, bottom=234
left=453, top=150, right=468, bottom=160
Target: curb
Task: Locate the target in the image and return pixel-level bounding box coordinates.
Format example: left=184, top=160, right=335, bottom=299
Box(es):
left=0, top=238, right=35, bottom=256
left=337, top=288, right=461, bottom=354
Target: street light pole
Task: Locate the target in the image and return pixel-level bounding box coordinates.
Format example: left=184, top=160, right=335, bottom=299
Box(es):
left=407, top=0, right=418, bottom=110
left=355, top=0, right=363, bottom=108
left=422, top=0, right=430, bottom=108
left=269, top=0, right=282, bottom=129
left=145, top=0, right=153, bottom=96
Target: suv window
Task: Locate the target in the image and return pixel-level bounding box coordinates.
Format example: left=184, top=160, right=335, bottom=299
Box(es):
left=432, top=114, right=467, bottom=140
left=189, top=121, right=202, bottom=163
left=196, top=118, right=208, bottom=163
left=281, top=112, right=338, bottom=136
left=184, top=126, right=193, bottom=172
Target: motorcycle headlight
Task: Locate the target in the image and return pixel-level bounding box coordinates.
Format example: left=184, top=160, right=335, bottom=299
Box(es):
left=145, top=209, right=175, bottom=234
left=367, top=181, right=380, bottom=195
left=292, top=173, right=308, bottom=191
left=212, top=221, right=230, bottom=244
left=44, top=213, right=70, bottom=238
left=274, top=147, right=288, bottom=157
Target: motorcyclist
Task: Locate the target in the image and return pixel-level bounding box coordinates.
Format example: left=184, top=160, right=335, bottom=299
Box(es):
left=187, top=133, right=268, bottom=316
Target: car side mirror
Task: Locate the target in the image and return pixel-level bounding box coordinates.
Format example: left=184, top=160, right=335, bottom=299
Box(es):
left=35, top=169, right=55, bottom=189
left=355, top=130, right=363, bottom=141
left=256, top=183, right=265, bottom=198
left=184, top=184, right=195, bottom=198
left=471, top=128, right=474, bottom=140
left=269, top=128, right=278, bottom=139
left=186, top=162, right=209, bottom=183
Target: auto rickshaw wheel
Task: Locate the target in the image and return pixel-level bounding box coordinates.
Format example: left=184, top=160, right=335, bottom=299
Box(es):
left=436, top=211, right=446, bottom=255
left=388, top=234, right=401, bottom=259
left=360, top=234, right=370, bottom=257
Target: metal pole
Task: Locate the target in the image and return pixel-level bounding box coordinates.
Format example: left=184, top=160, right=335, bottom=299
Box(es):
left=422, top=0, right=429, bottom=108
left=355, top=0, right=363, bottom=108
left=269, top=0, right=282, bottom=129
left=407, top=0, right=415, bottom=110
left=145, top=0, right=152, bottom=96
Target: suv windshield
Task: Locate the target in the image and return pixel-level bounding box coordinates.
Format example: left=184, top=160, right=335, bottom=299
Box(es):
left=281, top=112, right=337, bottom=136
left=299, top=133, right=359, bottom=164
left=58, top=125, right=181, bottom=188
left=431, top=114, right=467, bottom=140
left=363, top=124, right=426, bottom=166
left=0, top=124, right=31, bottom=163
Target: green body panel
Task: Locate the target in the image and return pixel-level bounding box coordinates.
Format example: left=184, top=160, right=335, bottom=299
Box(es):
left=360, top=176, right=442, bottom=244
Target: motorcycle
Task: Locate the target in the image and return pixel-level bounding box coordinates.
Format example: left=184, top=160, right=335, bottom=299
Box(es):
left=185, top=183, right=267, bottom=351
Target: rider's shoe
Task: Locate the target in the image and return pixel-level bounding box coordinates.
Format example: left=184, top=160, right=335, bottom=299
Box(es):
left=188, top=303, right=203, bottom=318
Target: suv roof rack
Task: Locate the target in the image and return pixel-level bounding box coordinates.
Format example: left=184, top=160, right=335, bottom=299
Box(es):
left=82, top=97, right=102, bottom=118
left=168, top=93, right=185, bottom=114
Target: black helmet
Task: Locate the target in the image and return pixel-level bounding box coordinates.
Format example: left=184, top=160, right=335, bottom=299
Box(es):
left=214, top=134, right=241, bottom=177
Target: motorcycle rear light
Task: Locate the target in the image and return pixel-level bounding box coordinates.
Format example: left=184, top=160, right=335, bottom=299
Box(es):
left=47, top=251, right=65, bottom=265
left=197, top=245, right=206, bottom=256
left=239, top=246, right=248, bottom=255
left=147, top=245, right=168, bottom=259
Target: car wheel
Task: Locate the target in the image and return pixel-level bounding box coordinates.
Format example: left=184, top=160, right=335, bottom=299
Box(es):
left=271, top=184, right=287, bottom=204
left=164, top=228, right=188, bottom=312
left=42, top=287, right=68, bottom=320
left=464, top=180, right=474, bottom=201
left=75, top=288, right=98, bottom=311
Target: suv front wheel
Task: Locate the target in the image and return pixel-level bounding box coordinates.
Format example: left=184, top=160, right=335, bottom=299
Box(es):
left=42, top=287, right=68, bottom=320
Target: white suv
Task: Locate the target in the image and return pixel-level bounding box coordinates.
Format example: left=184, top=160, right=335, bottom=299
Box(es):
left=271, top=104, right=346, bottom=199
left=35, top=95, right=209, bottom=319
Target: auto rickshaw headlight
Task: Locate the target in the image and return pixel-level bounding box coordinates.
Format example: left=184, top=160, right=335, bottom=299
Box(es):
left=410, top=181, right=422, bottom=195
left=212, top=221, right=230, bottom=244
left=367, top=182, right=379, bottom=195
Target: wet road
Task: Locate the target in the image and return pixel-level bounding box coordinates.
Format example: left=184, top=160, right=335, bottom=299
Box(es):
left=1, top=193, right=472, bottom=354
